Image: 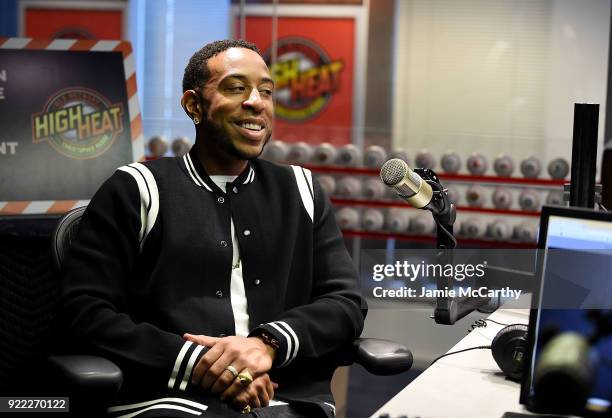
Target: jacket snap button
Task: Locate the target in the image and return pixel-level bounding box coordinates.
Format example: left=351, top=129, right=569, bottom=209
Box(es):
left=243, top=230, right=251, bottom=236
left=216, top=290, right=223, bottom=298
left=254, top=279, right=261, bottom=286
left=220, top=240, right=228, bottom=247
left=217, top=196, right=225, bottom=204
left=233, top=187, right=238, bottom=194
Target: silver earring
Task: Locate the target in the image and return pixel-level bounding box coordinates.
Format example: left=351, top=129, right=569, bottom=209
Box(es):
left=193, top=117, right=199, bottom=125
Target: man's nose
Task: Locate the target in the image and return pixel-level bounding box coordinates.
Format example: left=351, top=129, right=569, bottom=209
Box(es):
left=243, top=89, right=265, bottom=112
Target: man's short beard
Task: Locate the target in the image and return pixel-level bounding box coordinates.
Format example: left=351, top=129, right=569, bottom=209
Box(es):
left=200, top=119, right=271, bottom=160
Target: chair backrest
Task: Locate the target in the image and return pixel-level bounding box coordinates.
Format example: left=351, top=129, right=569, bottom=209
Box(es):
left=52, top=206, right=87, bottom=271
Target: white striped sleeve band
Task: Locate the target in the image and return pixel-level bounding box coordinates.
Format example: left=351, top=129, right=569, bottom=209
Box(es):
left=117, top=163, right=159, bottom=250
left=108, top=397, right=208, bottom=417
left=179, top=344, right=205, bottom=391
left=115, top=404, right=201, bottom=418
left=167, top=341, right=207, bottom=391
left=265, top=321, right=300, bottom=367
left=291, top=165, right=314, bottom=222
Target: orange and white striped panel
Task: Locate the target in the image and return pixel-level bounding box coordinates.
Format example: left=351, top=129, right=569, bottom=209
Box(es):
left=0, top=200, right=91, bottom=215
left=0, top=37, right=144, bottom=215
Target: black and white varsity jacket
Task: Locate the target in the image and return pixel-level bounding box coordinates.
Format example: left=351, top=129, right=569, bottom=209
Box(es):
left=57, top=146, right=367, bottom=413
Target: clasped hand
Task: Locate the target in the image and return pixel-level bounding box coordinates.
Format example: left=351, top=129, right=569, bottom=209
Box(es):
left=183, top=334, right=277, bottom=410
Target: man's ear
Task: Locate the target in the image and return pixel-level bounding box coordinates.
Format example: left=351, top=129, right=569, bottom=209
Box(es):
left=181, top=90, right=202, bottom=124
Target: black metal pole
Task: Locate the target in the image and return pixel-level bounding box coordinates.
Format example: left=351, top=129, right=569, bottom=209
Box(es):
left=570, top=103, right=599, bottom=208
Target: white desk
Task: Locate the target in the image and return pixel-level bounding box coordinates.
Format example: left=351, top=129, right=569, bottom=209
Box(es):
left=371, top=305, right=533, bottom=418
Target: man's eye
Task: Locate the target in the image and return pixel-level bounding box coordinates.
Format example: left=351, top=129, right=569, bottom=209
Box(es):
left=260, top=88, right=273, bottom=96
left=228, top=86, right=246, bottom=93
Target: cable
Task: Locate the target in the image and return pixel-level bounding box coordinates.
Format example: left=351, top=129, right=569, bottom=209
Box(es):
left=468, top=319, right=488, bottom=332
left=426, top=180, right=447, bottom=212
left=598, top=202, right=608, bottom=212
left=485, top=318, right=513, bottom=327
left=425, top=179, right=458, bottom=249
left=430, top=346, right=491, bottom=366
left=468, top=318, right=523, bottom=333
left=433, top=217, right=458, bottom=249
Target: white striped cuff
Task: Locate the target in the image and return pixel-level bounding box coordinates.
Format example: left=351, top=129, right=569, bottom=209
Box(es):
left=257, top=321, right=300, bottom=368
left=167, top=341, right=207, bottom=391
left=108, top=397, right=208, bottom=417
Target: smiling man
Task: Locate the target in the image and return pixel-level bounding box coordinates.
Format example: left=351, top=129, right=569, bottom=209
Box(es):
left=58, top=39, right=366, bottom=417
left=182, top=43, right=274, bottom=172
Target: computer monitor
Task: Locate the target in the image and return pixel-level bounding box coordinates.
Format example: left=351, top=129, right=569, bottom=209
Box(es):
left=520, top=205, right=612, bottom=415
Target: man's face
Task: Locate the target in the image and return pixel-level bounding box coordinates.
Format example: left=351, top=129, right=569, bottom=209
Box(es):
left=199, top=47, right=274, bottom=160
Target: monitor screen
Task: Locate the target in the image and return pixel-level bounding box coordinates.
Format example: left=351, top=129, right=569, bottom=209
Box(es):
left=521, top=206, right=612, bottom=415
left=546, top=215, right=612, bottom=250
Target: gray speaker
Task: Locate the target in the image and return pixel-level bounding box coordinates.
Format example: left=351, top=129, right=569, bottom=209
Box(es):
left=316, top=175, right=336, bottom=196
left=362, top=209, right=385, bottom=231
left=335, top=207, right=360, bottom=230
left=386, top=209, right=410, bottom=232
left=518, top=189, right=541, bottom=211
left=488, top=220, right=513, bottom=241
left=148, top=135, right=168, bottom=158
left=415, top=150, right=436, bottom=169
left=287, top=142, right=313, bottom=163
left=520, top=157, right=542, bottom=179
left=261, top=140, right=289, bottom=162
left=465, top=185, right=486, bottom=207
left=492, top=187, right=513, bottom=209
left=441, top=152, right=462, bottom=174
left=337, top=144, right=362, bottom=167
left=493, top=154, right=515, bottom=177
left=547, top=158, right=570, bottom=180
left=466, top=153, right=488, bottom=175
left=171, top=137, right=191, bottom=157
left=461, top=217, right=486, bottom=238
left=312, top=143, right=338, bottom=165
left=336, top=176, right=363, bottom=197
left=364, top=145, right=388, bottom=168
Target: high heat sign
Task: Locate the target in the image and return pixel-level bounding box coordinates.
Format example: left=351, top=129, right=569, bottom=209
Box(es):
left=242, top=15, right=356, bottom=144
left=266, top=38, right=344, bottom=122
left=0, top=39, right=143, bottom=214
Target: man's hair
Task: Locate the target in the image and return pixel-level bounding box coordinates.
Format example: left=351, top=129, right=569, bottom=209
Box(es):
left=182, top=39, right=262, bottom=93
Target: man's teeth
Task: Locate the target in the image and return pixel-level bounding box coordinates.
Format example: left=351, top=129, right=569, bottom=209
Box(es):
left=240, top=122, right=263, bottom=131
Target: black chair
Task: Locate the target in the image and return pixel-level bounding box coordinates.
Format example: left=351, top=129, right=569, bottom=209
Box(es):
left=51, top=207, right=412, bottom=401
left=48, top=206, right=123, bottom=402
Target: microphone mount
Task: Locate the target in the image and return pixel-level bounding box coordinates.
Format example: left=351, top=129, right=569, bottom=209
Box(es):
left=412, top=168, right=457, bottom=250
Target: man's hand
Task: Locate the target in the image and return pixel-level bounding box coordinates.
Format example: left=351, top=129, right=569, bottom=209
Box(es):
left=225, top=373, right=277, bottom=411
left=183, top=334, right=276, bottom=397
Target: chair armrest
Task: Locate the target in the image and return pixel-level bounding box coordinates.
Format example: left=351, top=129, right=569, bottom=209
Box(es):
left=353, top=338, right=413, bottom=376
left=47, top=355, right=123, bottom=396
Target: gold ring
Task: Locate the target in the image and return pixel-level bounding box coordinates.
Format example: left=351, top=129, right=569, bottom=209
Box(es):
left=241, top=405, right=252, bottom=414
left=225, top=365, right=239, bottom=377
left=237, top=370, right=253, bottom=386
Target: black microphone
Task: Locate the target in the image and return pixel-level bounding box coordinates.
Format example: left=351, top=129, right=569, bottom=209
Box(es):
left=533, top=332, right=595, bottom=413
left=382, top=158, right=466, bottom=325
left=380, top=158, right=433, bottom=209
